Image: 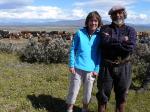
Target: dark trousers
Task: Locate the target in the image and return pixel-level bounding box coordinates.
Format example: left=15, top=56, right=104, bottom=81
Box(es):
left=96, top=62, right=132, bottom=105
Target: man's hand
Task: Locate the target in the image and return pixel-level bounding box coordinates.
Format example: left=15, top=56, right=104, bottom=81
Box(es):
left=92, top=72, right=98, bottom=78
left=69, top=67, right=76, bottom=74
left=102, top=32, right=110, bottom=37
left=123, top=36, right=129, bottom=41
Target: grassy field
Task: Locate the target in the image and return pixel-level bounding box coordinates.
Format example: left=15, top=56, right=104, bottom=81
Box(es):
left=0, top=53, right=150, bottom=112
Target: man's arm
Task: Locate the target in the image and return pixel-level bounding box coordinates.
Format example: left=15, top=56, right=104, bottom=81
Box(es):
left=120, top=27, right=137, bottom=52
left=100, top=25, right=122, bottom=47
left=100, top=25, right=136, bottom=53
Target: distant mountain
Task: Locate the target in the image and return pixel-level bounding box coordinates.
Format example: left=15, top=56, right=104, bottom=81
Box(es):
left=47, top=19, right=150, bottom=31
left=48, top=19, right=85, bottom=27
left=0, top=19, right=85, bottom=27
left=131, top=24, right=150, bottom=32
left=47, top=19, right=110, bottom=27
left=43, top=19, right=150, bottom=31
left=0, top=19, right=150, bottom=31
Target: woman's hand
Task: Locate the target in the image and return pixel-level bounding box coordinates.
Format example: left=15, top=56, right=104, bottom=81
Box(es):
left=92, top=72, right=98, bottom=78
left=69, top=67, right=76, bottom=74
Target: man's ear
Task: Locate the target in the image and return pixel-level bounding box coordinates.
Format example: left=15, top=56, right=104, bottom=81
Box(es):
left=110, top=15, right=113, bottom=20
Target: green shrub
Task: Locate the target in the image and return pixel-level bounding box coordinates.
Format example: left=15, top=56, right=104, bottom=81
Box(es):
left=0, top=36, right=150, bottom=89
left=0, top=42, right=23, bottom=53
left=21, top=37, right=70, bottom=63
left=132, top=43, right=150, bottom=88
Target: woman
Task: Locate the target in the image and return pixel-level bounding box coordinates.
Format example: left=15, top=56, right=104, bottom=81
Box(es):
left=66, top=11, right=102, bottom=112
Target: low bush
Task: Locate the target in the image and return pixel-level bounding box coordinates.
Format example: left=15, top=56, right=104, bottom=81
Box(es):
left=132, top=43, right=150, bottom=88
left=0, top=37, right=150, bottom=89
left=21, top=37, right=70, bottom=63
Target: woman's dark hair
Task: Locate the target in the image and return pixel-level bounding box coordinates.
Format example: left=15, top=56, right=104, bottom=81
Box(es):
left=85, top=11, right=102, bottom=28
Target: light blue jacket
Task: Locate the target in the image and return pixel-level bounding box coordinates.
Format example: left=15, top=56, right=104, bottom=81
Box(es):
left=69, top=27, right=101, bottom=73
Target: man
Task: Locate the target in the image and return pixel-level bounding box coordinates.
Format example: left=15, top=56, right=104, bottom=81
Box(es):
left=96, top=5, right=137, bottom=112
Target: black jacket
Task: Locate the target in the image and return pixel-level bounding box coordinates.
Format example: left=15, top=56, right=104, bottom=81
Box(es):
left=100, top=23, right=137, bottom=61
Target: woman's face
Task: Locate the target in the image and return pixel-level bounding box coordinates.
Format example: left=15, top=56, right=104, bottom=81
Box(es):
left=87, top=17, right=99, bottom=32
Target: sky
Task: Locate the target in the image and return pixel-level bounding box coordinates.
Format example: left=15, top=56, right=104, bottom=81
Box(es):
left=0, top=0, right=150, bottom=24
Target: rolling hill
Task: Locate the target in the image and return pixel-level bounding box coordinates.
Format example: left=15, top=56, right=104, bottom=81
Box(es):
left=0, top=19, right=150, bottom=31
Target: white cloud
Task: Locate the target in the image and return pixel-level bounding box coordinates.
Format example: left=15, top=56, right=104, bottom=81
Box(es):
left=0, top=6, right=87, bottom=20
left=72, top=9, right=86, bottom=19
left=0, top=6, right=63, bottom=19
left=126, top=9, right=150, bottom=24
left=74, top=0, right=136, bottom=8
left=73, top=0, right=139, bottom=23
left=0, top=0, right=150, bottom=24
left=0, top=0, right=33, bottom=4
left=139, top=14, right=147, bottom=19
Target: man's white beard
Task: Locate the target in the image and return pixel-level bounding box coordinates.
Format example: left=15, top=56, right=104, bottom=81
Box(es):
left=113, top=19, right=124, bottom=25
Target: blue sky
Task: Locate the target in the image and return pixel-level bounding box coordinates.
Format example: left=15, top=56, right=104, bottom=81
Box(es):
left=0, top=0, right=150, bottom=24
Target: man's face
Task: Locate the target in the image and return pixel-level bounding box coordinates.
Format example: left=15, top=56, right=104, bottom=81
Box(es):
left=111, top=10, right=125, bottom=25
